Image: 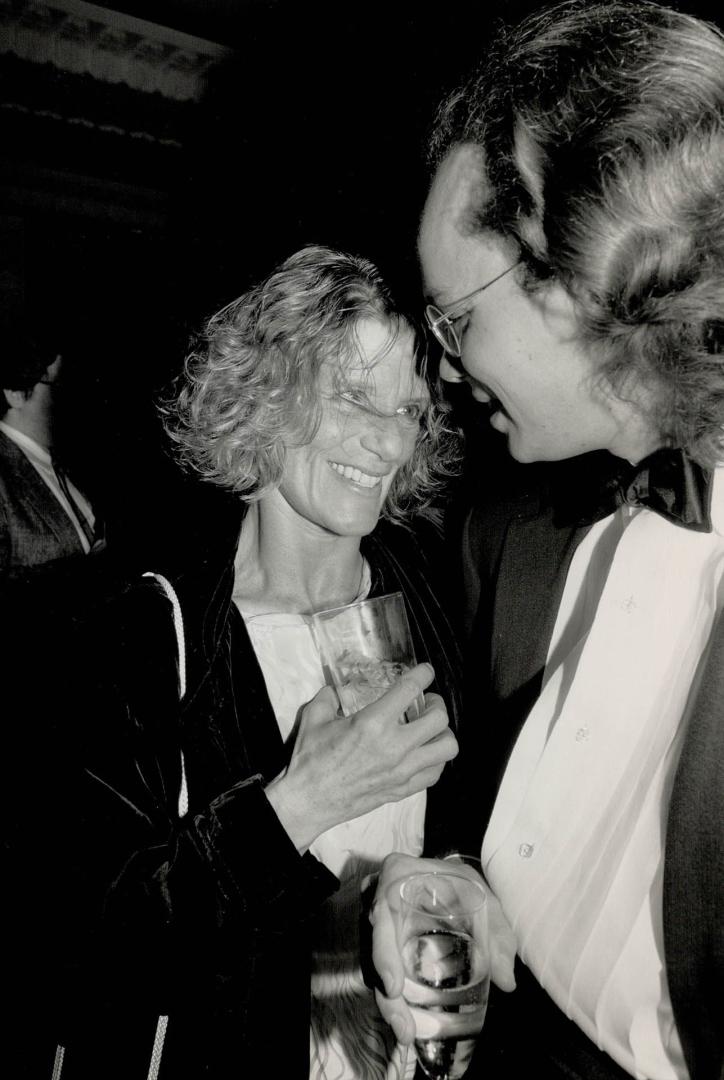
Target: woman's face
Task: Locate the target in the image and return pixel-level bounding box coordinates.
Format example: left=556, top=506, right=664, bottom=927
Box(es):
left=277, top=318, right=428, bottom=538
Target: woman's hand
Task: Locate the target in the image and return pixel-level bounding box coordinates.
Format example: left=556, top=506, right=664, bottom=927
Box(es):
left=369, top=852, right=517, bottom=1045
left=265, top=663, right=458, bottom=852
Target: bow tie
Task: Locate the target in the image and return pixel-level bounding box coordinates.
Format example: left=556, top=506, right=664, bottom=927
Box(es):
left=553, top=447, right=713, bottom=532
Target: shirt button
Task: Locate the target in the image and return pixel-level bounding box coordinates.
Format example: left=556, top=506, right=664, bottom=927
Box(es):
left=575, top=726, right=589, bottom=742
left=518, top=843, right=534, bottom=859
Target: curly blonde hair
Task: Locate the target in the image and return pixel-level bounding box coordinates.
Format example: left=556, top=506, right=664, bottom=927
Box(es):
left=163, top=245, right=460, bottom=523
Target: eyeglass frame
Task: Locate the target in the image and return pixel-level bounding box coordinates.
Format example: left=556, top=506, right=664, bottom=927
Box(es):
left=424, top=261, right=520, bottom=358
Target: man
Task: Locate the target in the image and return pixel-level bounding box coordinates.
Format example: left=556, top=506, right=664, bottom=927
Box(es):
left=0, top=330, right=102, bottom=570
left=371, top=3, right=723, bottom=1079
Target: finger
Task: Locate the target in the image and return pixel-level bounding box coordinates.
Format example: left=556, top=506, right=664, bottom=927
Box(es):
left=405, top=727, right=459, bottom=768
left=403, top=661, right=435, bottom=692
left=299, top=684, right=341, bottom=727
left=374, top=988, right=415, bottom=1046
left=396, top=739, right=459, bottom=796
left=487, top=894, right=518, bottom=992
left=397, top=702, right=453, bottom=752
left=377, top=853, right=453, bottom=909
left=399, top=762, right=448, bottom=796
left=357, top=663, right=434, bottom=723
left=419, top=691, right=444, bottom=713
left=369, top=886, right=406, bottom=998
left=412, top=692, right=449, bottom=733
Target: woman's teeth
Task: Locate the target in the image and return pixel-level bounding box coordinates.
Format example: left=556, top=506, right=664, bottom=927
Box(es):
left=329, top=462, right=382, bottom=488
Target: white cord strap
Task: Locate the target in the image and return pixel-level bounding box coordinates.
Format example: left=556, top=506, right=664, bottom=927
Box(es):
left=142, top=572, right=188, bottom=818
left=50, top=572, right=189, bottom=1080
left=141, top=572, right=190, bottom=1079
left=145, top=1015, right=169, bottom=1080
left=50, top=1044, right=65, bottom=1080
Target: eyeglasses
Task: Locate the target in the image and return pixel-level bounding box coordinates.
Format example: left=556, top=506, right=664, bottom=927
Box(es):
left=424, top=262, right=519, bottom=358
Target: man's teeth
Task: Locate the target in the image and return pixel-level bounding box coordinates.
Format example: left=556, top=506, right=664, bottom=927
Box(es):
left=329, top=462, right=382, bottom=488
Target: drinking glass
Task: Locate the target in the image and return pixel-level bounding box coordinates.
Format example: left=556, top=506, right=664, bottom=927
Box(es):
left=310, top=591, right=424, bottom=722
left=397, top=870, right=489, bottom=1080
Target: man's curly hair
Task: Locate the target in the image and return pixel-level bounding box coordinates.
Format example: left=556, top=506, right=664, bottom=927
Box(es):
left=428, top=0, right=724, bottom=466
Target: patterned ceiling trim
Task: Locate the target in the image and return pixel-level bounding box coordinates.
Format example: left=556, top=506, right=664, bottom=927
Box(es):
left=0, top=0, right=233, bottom=102
left=2, top=53, right=195, bottom=147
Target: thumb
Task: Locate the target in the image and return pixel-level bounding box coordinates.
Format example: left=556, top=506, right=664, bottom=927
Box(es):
left=298, top=683, right=341, bottom=729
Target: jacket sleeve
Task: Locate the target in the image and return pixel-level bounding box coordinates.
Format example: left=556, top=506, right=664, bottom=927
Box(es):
left=0, top=502, right=9, bottom=571
left=1, top=565, right=337, bottom=1021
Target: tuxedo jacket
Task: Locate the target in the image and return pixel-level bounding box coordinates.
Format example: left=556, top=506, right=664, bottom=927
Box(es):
left=0, top=428, right=86, bottom=571
left=454, top=453, right=723, bottom=1080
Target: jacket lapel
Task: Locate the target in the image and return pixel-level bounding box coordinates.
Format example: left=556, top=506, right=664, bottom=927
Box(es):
left=0, top=430, right=83, bottom=553
left=491, top=508, right=586, bottom=710
left=663, top=606, right=724, bottom=1078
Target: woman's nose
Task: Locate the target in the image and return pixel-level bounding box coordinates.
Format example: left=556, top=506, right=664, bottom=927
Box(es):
left=360, top=414, right=406, bottom=462
left=439, top=353, right=467, bottom=383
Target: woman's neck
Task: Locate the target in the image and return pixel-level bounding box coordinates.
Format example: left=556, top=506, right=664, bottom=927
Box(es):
left=233, top=498, right=366, bottom=616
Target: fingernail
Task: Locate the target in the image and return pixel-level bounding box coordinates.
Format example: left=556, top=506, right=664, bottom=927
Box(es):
left=379, top=968, right=393, bottom=995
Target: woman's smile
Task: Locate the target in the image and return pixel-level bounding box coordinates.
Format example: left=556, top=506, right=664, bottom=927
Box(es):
left=328, top=460, right=386, bottom=490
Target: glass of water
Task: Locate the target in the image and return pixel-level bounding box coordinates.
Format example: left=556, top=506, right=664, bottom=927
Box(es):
left=311, top=591, right=424, bottom=723
left=398, top=870, right=489, bottom=1080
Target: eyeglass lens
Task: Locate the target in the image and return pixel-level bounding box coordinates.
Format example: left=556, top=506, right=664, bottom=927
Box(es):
left=425, top=306, right=461, bottom=357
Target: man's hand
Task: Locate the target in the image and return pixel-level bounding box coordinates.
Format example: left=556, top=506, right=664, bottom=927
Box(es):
left=369, top=852, right=517, bottom=1045
left=266, top=664, right=458, bottom=852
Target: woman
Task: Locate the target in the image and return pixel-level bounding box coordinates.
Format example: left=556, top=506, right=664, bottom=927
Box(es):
left=12, top=246, right=462, bottom=1079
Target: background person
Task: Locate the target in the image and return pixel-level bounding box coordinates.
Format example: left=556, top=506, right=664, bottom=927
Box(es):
left=371, top=3, right=724, bottom=1079
left=0, top=327, right=103, bottom=571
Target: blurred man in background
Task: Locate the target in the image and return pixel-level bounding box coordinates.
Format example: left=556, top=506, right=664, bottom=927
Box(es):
left=0, top=327, right=103, bottom=571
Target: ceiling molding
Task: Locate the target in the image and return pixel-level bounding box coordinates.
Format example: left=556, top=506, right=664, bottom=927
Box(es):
left=0, top=0, right=233, bottom=101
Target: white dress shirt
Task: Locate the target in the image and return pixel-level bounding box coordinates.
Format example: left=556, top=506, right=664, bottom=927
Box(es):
left=482, top=468, right=724, bottom=1079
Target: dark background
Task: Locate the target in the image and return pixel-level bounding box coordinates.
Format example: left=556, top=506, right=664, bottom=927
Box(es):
left=2, top=0, right=723, bottom=557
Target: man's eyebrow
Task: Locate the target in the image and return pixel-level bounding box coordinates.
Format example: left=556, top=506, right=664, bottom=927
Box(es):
left=423, top=286, right=444, bottom=307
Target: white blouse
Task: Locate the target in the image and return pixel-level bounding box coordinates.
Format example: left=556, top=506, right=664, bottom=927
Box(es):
left=237, top=566, right=423, bottom=1080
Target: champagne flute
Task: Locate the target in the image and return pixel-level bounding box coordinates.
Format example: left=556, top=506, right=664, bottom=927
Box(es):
left=397, top=870, right=489, bottom=1080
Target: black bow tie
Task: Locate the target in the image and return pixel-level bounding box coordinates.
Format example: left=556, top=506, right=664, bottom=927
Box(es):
left=552, top=448, right=713, bottom=532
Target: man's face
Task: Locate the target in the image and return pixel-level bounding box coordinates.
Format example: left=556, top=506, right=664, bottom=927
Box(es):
left=418, top=146, right=662, bottom=463
left=34, top=354, right=63, bottom=431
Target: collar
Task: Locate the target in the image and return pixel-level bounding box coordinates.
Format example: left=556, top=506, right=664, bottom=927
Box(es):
left=0, top=420, right=52, bottom=464
left=550, top=448, right=713, bottom=533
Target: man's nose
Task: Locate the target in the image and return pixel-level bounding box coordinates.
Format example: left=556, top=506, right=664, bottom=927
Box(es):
left=439, top=354, right=467, bottom=383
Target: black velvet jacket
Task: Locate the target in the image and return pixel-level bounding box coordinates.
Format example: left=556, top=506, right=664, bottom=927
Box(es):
left=1, top=508, right=463, bottom=1079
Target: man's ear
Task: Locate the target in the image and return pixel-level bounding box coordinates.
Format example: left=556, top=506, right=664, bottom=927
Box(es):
left=426, top=143, right=494, bottom=237
left=44, top=354, right=63, bottom=384
left=2, top=387, right=31, bottom=410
